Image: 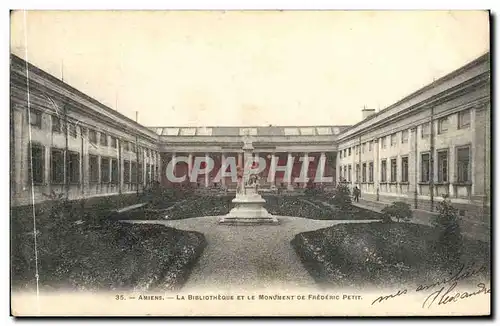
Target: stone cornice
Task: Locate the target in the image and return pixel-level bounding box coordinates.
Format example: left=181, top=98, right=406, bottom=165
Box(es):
left=10, top=54, right=159, bottom=142
left=337, top=52, right=490, bottom=141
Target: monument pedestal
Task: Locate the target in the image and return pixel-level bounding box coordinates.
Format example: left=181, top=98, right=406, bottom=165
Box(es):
left=218, top=185, right=279, bottom=225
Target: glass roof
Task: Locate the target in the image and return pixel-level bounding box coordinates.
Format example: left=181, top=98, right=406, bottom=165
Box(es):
left=155, top=126, right=346, bottom=136
left=179, top=128, right=196, bottom=136
left=299, top=127, right=316, bottom=135
left=316, top=127, right=332, bottom=135
left=284, top=128, right=300, bottom=136
left=196, top=127, right=213, bottom=136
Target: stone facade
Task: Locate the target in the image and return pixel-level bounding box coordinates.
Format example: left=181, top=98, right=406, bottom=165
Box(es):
left=10, top=51, right=491, bottom=228
left=336, top=52, right=490, bottom=222
left=10, top=54, right=162, bottom=207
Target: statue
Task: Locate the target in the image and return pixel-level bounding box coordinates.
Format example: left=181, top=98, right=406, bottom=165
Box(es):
left=219, top=129, right=278, bottom=224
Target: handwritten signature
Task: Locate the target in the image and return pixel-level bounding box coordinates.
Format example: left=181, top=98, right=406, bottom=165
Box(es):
left=370, top=263, right=490, bottom=307
left=422, top=282, right=490, bottom=309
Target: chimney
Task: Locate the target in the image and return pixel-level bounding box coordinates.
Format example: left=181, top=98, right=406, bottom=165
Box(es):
left=362, top=108, right=376, bottom=120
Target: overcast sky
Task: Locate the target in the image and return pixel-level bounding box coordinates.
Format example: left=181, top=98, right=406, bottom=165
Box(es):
left=10, top=10, right=489, bottom=127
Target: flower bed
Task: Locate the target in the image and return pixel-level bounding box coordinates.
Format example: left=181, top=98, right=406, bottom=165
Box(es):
left=291, top=222, right=490, bottom=289
left=115, top=194, right=379, bottom=221
left=263, top=195, right=381, bottom=220
left=11, top=219, right=207, bottom=292
left=114, top=195, right=234, bottom=221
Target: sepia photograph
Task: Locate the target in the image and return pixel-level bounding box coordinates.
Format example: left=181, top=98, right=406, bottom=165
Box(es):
left=9, top=9, right=491, bottom=317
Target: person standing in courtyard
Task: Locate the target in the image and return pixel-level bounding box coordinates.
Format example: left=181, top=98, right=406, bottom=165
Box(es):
left=353, top=186, right=360, bottom=202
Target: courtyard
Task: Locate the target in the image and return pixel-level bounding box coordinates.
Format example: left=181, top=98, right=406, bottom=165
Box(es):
left=11, top=190, right=490, bottom=294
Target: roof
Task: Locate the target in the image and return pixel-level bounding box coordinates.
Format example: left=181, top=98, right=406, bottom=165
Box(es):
left=150, top=125, right=351, bottom=137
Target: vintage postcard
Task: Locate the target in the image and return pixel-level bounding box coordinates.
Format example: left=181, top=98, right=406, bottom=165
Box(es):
left=10, top=10, right=491, bottom=317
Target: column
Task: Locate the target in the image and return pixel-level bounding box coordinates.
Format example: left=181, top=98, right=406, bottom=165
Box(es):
left=269, top=152, right=276, bottom=186
left=205, top=153, right=209, bottom=187
left=287, top=152, right=293, bottom=190
left=237, top=152, right=243, bottom=168
left=470, top=107, right=477, bottom=196
left=318, top=152, right=326, bottom=185
left=171, top=152, right=176, bottom=183
left=302, top=152, right=309, bottom=188
left=221, top=153, right=226, bottom=187
left=188, top=153, right=193, bottom=182
left=119, top=141, right=124, bottom=193
left=13, top=108, right=24, bottom=194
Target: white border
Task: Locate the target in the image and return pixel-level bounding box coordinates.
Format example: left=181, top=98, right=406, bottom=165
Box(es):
left=2, top=1, right=497, bottom=325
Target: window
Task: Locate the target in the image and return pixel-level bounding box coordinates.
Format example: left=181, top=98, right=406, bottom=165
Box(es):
left=391, top=133, right=397, bottom=147
left=339, top=151, right=342, bottom=159
left=401, top=130, right=409, bottom=143
left=348, top=148, right=351, bottom=156
left=123, top=141, right=129, bottom=152
left=111, top=159, right=118, bottom=183
left=390, top=158, right=397, bottom=182
left=421, top=123, right=430, bottom=138
left=51, top=115, right=61, bottom=133
left=361, top=143, right=365, bottom=154
left=100, top=132, right=108, bottom=146
left=368, top=162, right=374, bottom=182
left=368, top=141, right=373, bottom=152
left=437, top=150, right=449, bottom=183
left=138, top=163, right=143, bottom=183
left=131, top=143, right=136, bottom=153
left=124, top=161, right=131, bottom=183
left=381, top=137, right=387, bottom=149
left=348, top=165, right=352, bottom=182
left=110, top=136, right=117, bottom=148
left=29, top=108, right=42, bottom=128
left=421, top=153, right=430, bottom=182
left=457, top=146, right=470, bottom=182
left=131, top=162, right=138, bottom=183
left=401, top=156, right=409, bottom=183
left=89, top=130, right=97, bottom=144
left=67, top=151, right=80, bottom=184
left=28, top=143, right=45, bottom=184
left=146, top=164, right=151, bottom=184
left=69, top=124, right=78, bottom=138
left=355, top=164, right=360, bottom=182
left=101, top=157, right=110, bottom=183
left=89, top=155, right=99, bottom=183
left=362, top=163, right=367, bottom=182
left=381, top=160, right=387, bottom=182
left=458, top=109, right=471, bottom=129
left=50, top=148, right=65, bottom=184
left=438, top=117, right=449, bottom=134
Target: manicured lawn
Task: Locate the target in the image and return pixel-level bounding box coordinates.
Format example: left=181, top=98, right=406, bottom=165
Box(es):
left=291, top=222, right=490, bottom=289
left=11, top=217, right=207, bottom=292
left=115, top=195, right=234, bottom=221
left=116, top=194, right=380, bottom=221
left=263, top=195, right=381, bottom=220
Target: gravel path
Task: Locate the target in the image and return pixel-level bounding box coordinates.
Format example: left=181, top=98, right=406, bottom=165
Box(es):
left=130, top=216, right=378, bottom=292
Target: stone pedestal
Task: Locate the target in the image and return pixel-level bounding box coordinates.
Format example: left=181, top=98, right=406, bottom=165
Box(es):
left=219, top=185, right=279, bottom=225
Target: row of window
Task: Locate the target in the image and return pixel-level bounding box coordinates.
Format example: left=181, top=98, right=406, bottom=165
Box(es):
left=339, top=146, right=471, bottom=184
left=28, top=144, right=158, bottom=185
left=338, top=109, right=472, bottom=159
left=29, top=109, right=157, bottom=157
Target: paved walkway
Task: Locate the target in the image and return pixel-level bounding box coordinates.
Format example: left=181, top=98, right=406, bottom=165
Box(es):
left=131, top=216, right=378, bottom=292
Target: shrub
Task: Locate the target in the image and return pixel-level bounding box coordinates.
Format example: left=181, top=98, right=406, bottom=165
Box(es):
left=333, top=183, right=352, bottom=210
left=381, top=202, right=412, bottom=223
left=304, top=180, right=322, bottom=197
left=432, top=195, right=462, bottom=260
